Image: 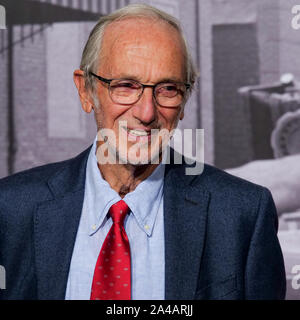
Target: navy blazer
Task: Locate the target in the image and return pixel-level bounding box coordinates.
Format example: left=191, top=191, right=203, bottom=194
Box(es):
left=0, top=147, right=286, bottom=300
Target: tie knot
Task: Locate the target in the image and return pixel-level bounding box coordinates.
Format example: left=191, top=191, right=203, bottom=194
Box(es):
left=109, top=200, right=130, bottom=225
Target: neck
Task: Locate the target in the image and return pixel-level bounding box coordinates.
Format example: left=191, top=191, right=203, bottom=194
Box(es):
left=96, top=142, right=160, bottom=197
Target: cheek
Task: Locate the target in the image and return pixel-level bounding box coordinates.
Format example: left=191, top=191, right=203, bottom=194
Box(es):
left=94, top=102, right=133, bottom=131
left=94, top=90, right=121, bottom=127
left=158, top=108, right=182, bottom=129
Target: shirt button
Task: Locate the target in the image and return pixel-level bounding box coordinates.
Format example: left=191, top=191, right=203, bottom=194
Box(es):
left=144, top=224, right=150, bottom=230
left=92, top=224, right=97, bottom=230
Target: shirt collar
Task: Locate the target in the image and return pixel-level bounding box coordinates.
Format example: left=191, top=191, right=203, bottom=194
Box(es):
left=84, top=138, right=165, bottom=236
left=123, top=159, right=165, bottom=236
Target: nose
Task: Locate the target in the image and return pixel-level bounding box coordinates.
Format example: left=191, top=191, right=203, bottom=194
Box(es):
left=131, top=87, right=156, bottom=125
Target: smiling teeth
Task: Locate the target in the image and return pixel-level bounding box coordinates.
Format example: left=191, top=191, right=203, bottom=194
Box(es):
left=129, top=130, right=149, bottom=136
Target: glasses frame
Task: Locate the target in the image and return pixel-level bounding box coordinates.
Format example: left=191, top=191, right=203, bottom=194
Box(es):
left=89, top=72, right=191, bottom=107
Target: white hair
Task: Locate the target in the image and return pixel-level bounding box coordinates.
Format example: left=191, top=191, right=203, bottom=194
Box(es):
left=80, top=3, right=197, bottom=93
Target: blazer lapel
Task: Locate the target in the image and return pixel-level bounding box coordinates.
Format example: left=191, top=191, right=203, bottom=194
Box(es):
left=34, top=147, right=91, bottom=300
left=164, top=158, right=210, bottom=300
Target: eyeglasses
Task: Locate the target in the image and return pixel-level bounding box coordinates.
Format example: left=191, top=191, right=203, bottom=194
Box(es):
left=90, top=72, right=191, bottom=108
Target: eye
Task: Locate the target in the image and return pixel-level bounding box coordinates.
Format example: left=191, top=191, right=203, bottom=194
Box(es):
left=112, top=80, right=140, bottom=90
left=156, top=83, right=179, bottom=97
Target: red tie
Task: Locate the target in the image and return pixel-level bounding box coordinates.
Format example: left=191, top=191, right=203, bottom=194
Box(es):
left=90, top=200, right=131, bottom=300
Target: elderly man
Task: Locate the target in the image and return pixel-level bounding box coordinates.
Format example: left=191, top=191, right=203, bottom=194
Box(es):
left=0, top=4, right=285, bottom=300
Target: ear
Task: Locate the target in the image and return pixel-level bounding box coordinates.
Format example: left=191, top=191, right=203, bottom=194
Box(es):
left=73, top=69, right=94, bottom=113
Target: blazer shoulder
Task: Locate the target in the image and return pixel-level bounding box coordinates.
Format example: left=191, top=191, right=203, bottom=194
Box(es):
left=0, top=147, right=91, bottom=207
left=191, top=163, right=277, bottom=236
left=167, top=149, right=267, bottom=199
left=0, top=160, right=66, bottom=199
left=186, top=162, right=275, bottom=222
left=195, top=162, right=268, bottom=197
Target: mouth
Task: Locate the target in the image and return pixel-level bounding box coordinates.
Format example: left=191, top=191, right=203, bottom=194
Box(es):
left=128, top=129, right=150, bottom=136
left=123, top=127, right=153, bottom=143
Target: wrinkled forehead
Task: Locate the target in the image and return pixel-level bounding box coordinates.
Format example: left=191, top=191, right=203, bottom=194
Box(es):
left=99, top=17, right=186, bottom=69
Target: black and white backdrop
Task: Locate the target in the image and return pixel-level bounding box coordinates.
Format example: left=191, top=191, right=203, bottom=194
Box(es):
left=0, top=0, right=300, bottom=299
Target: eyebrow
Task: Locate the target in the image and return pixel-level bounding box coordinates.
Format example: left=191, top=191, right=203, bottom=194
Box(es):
left=115, top=74, right=184, bottom=84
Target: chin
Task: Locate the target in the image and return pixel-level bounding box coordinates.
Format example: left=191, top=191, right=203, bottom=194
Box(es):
left=117, top=147, right=161, bottom=166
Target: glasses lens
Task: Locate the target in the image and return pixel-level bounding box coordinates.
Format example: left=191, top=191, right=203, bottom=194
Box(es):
left=155, top=83, right=186, bottom=107
left=110, top=80, right=142, bottom=104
